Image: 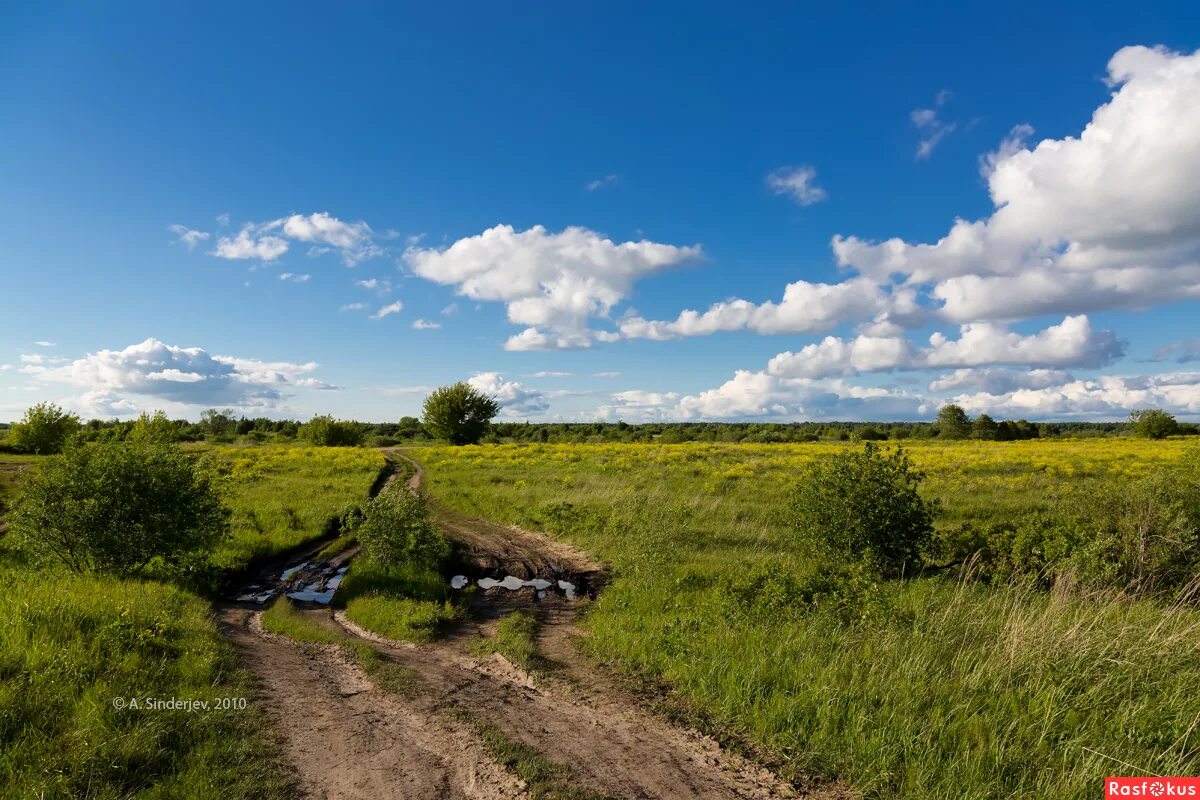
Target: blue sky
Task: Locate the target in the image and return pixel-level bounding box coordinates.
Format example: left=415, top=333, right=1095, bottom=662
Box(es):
left=3, top=2, right=1200, bottom=422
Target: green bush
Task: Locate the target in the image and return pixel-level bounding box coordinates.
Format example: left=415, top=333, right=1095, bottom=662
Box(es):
left=356, top=484, right=449, bottom=570
left=421, top=382, right=499, bottom=445
left=9, top=402, right=80, bottom=454
left=298, top=414, right=364, bottom=446
left=1130, top=408, right=1180, bottom=439
left=10, top=442, right=230, bottom=575
left=789, top=443, right=937, bottom=577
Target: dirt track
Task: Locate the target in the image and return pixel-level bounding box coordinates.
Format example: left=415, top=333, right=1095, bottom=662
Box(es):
left=220, top=450, right=848, bottom=799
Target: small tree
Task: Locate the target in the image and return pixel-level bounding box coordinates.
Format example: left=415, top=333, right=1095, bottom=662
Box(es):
left=1130, top=409, right=1179, bottom=440
left=422, top=382, right=500, bottom=445
left=789, top=443, right=937, bottom=576
left=10, top=442, right=230, bottom=575
left=299, top=414, right=364, bottom=446
left=10, top=402, right=80, bottom=454
left=971, top=413, right=1001, bottom=441
left=356, top=484, right=449, bottom=569
left=935, top=404, right=972, bottom=439
left=128, top=410, right=179, bottom=444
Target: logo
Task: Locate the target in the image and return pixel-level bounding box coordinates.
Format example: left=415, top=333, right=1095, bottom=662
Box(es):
left=1107, top=778, right=1200, bottom=798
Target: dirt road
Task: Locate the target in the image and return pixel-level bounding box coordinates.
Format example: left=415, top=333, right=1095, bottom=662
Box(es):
left=220, top=451, right=847, bottom=799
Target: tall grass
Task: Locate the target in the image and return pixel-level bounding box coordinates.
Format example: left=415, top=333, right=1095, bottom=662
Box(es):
left=0, top=572, right=290, bottom=798
left=414, top=442, right=1200, bottom=799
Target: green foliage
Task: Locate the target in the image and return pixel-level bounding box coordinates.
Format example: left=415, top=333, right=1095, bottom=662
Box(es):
left=356, top=483, right=450, bottom=570
left=1130, top=408, right=1180, bottom=439
left=344, top=594, right=459, bottom=642
left=261, top=596, right=345, bottom=644
left=421, top=382, right=500, bottom=445
left=935, top=403, right=971, bottom=439
left=9, top=401, right=80, bottom=454
left=128, top=409, right=180, bottom=443
left=971, top=412, right=1000, bottom=440
left=789, top=443, right=937, bottom=576
left=298, top=413, right=365, bottom=446
left=475, top=611, right=544, bottom=672
left=10, top=442, right=230, bottom=575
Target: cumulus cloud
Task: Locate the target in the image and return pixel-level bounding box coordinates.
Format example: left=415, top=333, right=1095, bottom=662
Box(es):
left=766, top=165, right=828, bottom=206
left=209, top=211, right=382, bottom=266
left=467, top=372, right=549, bottom=415
left=927, top=367, right=1074, bottom=395
left=20, top=338, right=335, bottom=416
left=404, top=224, right=700, bottom=349
left=168, top=224, right=210, bottom=250
left=950, top=372, right=1200, bottom=418
left=411, top=319, right=441, bottom=330
left=619, top=277, right=893, bottom=340
left=354, top=278, right=392, bottom=294
left=371, top=301, right=404, bottom=320
left=836, top=46, right=1200, bottom=322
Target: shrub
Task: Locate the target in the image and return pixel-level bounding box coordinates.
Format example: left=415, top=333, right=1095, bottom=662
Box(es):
left=421, top=382, right=500, bottom=445
left=356, top=484, right=449, bottom=570
left=127, top=410, right=179, bottom=443
left=10, top=442, right=230, bottom=575
left=298, top=414, right=364, bottom=446
left=1130, top=408, right=1180, bottom=439
left=9, top=402, right=80, bottom=454
left=789, top=443, right=937, bottom=576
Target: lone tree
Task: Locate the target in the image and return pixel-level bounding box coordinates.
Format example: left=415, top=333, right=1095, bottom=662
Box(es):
left=10, top=402, right=80, bottom=454
left=422, top=382, right=500, bottom=445
left=10, top=441, right=230, bottom=575
left=789, top=443, right=937, bottom=577
left=1129, top=408, right=1179, bottom=440
left=935, top=404, right=972, bottom=440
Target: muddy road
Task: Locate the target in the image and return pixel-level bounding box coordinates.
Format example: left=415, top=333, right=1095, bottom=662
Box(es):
left=220, top=451, right=847, bottom=800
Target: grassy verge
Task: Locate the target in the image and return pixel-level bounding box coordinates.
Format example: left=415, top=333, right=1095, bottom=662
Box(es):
left=335, top=557, right=460, bottom=643
left=414, top=442, right=1200, bottom=799
left=0, top=571, right=291, bottom=799
left=451, top=709, right=617, bottom=800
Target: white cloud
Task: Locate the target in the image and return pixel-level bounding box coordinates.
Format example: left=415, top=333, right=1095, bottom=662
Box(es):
left=411, top=319, right=441, bottom=330
left=209, top=212, right=382, bottom=266
left=526, top=371, right=573, bottom=378
left=467, top=372, right=549, bottom=415
left=20, top=338, right=335, bottom=416
left=766, top=165, right=828, bottom=206
left=0, top=364, right=12, bottom=372
left=371, top=301, right=404, bottom=320
left=836, top=46, right=1200, bottom=322
left=404, top=224, right=700, bottom=348
left=168, top=224, right=211, bottom=250
left=354, top=278, right=392, bottom=294
left=912, top=90, right=956, bottom=159
left=586, top=174, right=619, bottom=191
left=951, top=372, right=1200, bottom=419
left=979, top=123, right=1034, bottom=178
left=339, top=302, right=367, bottom=312
left=212, top=226, right=290, bottom=261
left=440, top=302, right=459, bottom=316
left=927, top=368, right=1074, bottom=395
left=923, top=315, right=1123, bottom=369
left=592, top=371, right=621, bottom=378
left=503, top=327, right=592, bottom=352
left=216, top=212, right=231, bottom=227
left=619, top=277, right=893, bottom=339
left=278, top=272, right=311, bottom=283
left=33, top=341, right=55, bottom=348
left=1152, top=339, right=1200, bottom=364
left=766, top=335, right=913, bottom=378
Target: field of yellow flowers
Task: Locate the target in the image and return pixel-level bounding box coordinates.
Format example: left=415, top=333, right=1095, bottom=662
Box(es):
left=413, top=439, right=1200, bottom=800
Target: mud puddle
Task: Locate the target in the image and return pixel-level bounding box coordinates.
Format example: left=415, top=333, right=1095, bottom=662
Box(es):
left=236, top=558, right=349, bottom=605
left=451, top=573, right=579, bottom=599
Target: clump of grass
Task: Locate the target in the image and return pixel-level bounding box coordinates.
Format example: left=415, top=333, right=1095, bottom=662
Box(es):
left=344, top=595, right=459, bottom=643
left=261, top=596, right=345, bottom=644
left=316, top=532, right=358, bottom=560
left=351, top=642, right=423, bottom=697
left=451, top=708, right=616, bottom=800
left=0, top=570, right=291, bottom=799
left=475, top=611, right=545, bottom=673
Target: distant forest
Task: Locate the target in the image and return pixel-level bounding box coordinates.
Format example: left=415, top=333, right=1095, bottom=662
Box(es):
left=3, top=408, right=1196, bottom=448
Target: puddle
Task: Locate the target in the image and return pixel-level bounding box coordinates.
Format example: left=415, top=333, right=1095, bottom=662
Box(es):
left=452, top=574, right=577, bottom=600
left=236, top=561, right=347, bottom=606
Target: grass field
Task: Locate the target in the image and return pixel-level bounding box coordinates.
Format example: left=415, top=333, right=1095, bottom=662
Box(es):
left=414, top=440, right=1200, bottom=800
left=0, top=443, right=384, bottom=798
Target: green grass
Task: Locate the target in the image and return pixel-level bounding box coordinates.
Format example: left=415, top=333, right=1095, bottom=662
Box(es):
left=0, top=571, right=291, bottom=799
left=475, top=611, right=544, bottom=673
left=452, top=709, right=617, bottom=800
left=415, top=441, right=1200, bottom=800
left=344, top=595, right=459, bottom=643
left=261, top=596, right=345, bottom=644
left=210, top=444, right=386, bottom=571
